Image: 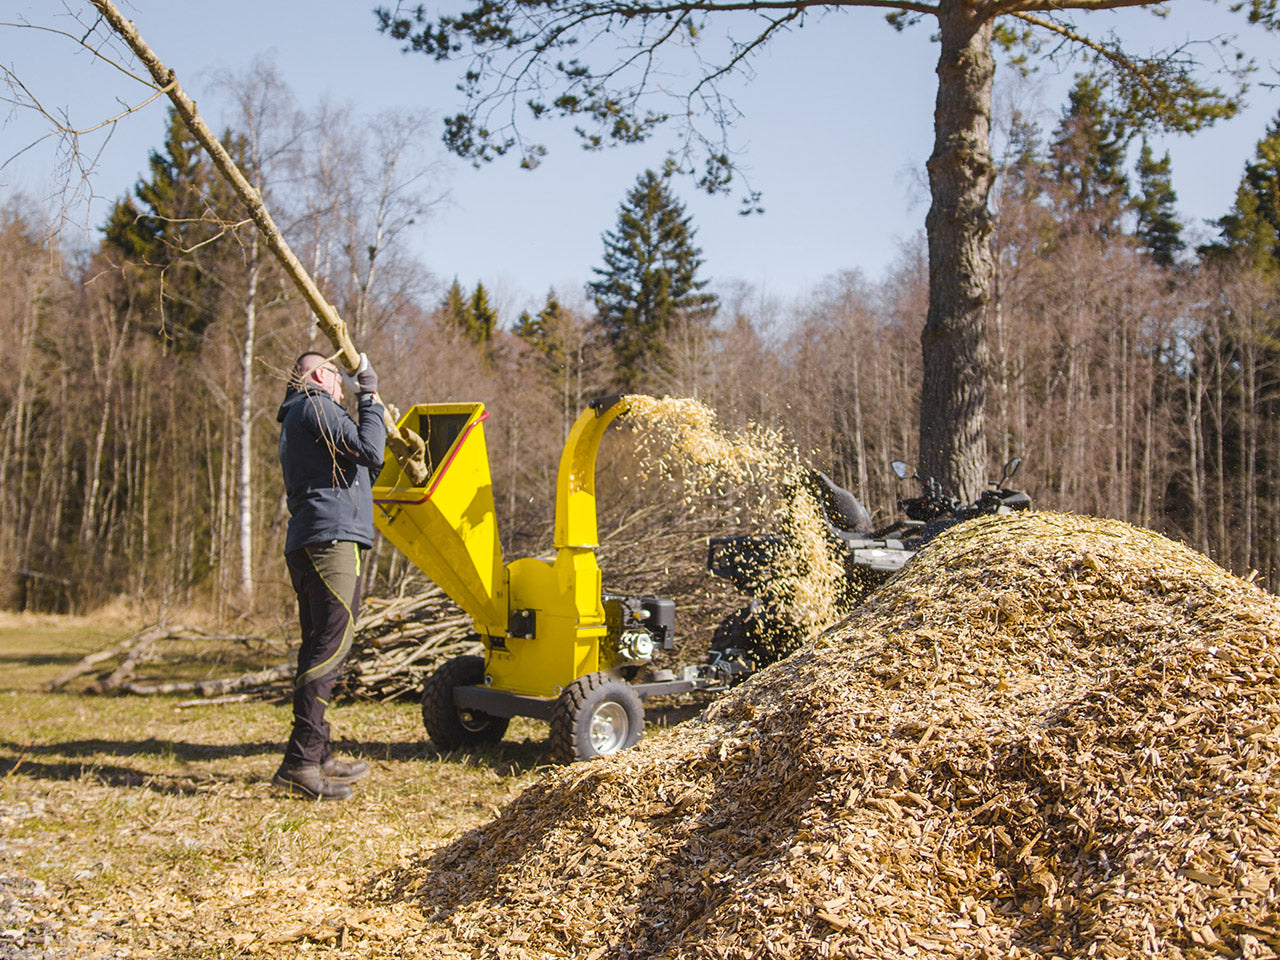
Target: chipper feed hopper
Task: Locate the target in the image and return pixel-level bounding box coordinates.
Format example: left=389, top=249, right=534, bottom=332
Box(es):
left=372, top=395, right=737, bottom=762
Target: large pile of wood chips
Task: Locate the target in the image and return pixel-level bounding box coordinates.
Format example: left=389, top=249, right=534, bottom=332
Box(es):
left=370, top=512, right=1280, bottom=959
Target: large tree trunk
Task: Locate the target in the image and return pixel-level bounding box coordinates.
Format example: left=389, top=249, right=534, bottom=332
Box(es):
left=919, top=1, right=995, bottom=501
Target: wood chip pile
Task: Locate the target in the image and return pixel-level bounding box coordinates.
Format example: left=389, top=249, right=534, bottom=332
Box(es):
left=368, top=512, right=1280, bottom=959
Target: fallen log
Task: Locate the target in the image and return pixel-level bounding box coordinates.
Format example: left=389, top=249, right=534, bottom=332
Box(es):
left=63, top=583, right=478, bottom=702
left=48, top=622, right=171, bottom=691
left=120, top=664, right=295, bottom=698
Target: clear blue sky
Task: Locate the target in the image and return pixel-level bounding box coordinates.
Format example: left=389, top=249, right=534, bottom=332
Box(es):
left=2, top=2, right=1277, bottom=318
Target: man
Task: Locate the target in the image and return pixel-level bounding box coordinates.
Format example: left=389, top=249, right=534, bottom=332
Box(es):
left=274, top=351, right=386, bottom=800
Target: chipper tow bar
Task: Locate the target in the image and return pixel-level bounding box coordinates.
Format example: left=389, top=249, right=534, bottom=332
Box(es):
left=371, top=395, right=749, bottom=762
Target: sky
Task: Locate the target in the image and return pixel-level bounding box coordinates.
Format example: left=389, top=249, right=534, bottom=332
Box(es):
left=2, top=1, right=1278, bottom=319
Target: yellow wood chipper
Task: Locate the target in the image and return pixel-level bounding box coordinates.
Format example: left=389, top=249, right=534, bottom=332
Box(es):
left=371, top=395, right=745, bottom=762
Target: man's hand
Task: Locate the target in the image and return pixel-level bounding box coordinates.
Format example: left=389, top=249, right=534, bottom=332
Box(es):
left=354, top=353, right=378, bottom=395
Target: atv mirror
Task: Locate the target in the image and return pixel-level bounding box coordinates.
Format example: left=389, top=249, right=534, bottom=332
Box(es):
left=1003, top=457, right=1022, bottom=480
left=891, top=460, right=911, bottom=480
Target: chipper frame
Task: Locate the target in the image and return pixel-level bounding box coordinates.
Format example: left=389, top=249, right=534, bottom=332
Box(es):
left=372, top=395, right=734, bottom=762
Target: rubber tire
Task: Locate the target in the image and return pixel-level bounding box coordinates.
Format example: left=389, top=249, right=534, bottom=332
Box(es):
left=421, top=654, right=510, bottom=752
left=549, top=672, right=644, bottom=763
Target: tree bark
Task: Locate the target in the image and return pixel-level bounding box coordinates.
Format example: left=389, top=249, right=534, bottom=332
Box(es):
left=237, top=239, right=260, bottom=602
left=919, top=0, right=995, bottom=502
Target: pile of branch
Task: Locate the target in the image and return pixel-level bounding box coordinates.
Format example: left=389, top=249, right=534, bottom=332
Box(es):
left=50, top=584, right=479, bottom=703
left=340, top=586, right=479, bottom=701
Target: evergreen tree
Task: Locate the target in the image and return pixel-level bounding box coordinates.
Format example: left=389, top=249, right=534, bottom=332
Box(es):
left=439, top=277, right=473, bottom=332
left=1001, top=112, right=1047, bottom=207
left=1048, top=75, right=1131, bottom=235
left=1134, top=139, right=1184, bottom=267
left=439, top=278, right=496, bottom=344
left=470, top=282, right=497, bottom=343
left=1210, top=113, right=1280, bottom=273
left=101, top=108, right=249, bottom=351
left=588, top=168, right=717, bottom=389
left=514, top=289, right=563, bottom=358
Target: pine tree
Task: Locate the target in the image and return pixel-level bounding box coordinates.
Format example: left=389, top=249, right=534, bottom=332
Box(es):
left=588, top=168, right=717, bottom=389
left=1048, top=75, right=1131, bottom=235
left=1134, top=140, right=1184, bottom=267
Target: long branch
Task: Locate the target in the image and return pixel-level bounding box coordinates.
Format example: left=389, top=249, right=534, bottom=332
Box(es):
left=87, top=0, right=429, bottom=484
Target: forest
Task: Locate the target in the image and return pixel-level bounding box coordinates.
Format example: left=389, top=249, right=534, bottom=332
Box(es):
left=2, top=64, right=1280, bottom=619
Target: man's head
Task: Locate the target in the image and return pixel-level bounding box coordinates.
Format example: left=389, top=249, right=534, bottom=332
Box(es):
left=293, top=352, right=344, bottom=402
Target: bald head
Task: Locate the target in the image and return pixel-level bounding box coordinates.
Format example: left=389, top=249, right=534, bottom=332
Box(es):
left=292, top=352, right=344, bottom=401
left=293, top=352, right=327, bottom=380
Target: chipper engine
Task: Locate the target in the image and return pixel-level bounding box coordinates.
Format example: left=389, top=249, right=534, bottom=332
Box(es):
left=371, top=395, right=738, bottom=762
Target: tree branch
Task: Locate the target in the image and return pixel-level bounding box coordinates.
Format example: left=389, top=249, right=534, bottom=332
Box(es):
left=86, top=0, right=429, bottom=484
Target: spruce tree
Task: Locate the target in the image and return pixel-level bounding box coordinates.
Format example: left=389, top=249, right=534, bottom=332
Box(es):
left=470, top=282, right=497, bottom=343
left=588, top=168, right=717, bottom=389
left=514, top=289, right=564, bottom=359
left=1211, top=113, right=1280, bottom=273
left=439, top=278, right=496, bottom=344
left=102, top=108, right=249, bottom=351
left=440, top=278, right=473, bottom=333
left=1048, top=75, right=1131, bottom=236
left=1134, top=140, right=1184, bottom=267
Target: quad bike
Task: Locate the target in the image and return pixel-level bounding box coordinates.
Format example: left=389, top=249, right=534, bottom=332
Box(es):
left=707, top=458, right=1031, bottom=670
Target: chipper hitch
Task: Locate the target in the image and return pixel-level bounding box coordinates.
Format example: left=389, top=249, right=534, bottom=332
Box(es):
left=372, top=395, right=740, bottom=762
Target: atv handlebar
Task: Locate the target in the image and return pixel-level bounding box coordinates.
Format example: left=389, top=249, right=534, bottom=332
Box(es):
left=895, top=458, right=1029, bottom=523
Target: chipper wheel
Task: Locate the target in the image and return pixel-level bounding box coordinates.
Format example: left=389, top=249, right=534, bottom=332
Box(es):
left=421, top=654, right=509, bottom=752
left=549, top=672, right=645, bottom=762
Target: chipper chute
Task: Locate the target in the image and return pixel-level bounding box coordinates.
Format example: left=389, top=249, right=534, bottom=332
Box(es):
left=371, top=403, right=505, bottom=635
left=373, top=395, right=743, bottom=762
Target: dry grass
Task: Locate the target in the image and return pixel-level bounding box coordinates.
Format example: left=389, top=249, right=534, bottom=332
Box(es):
left=0, top=623, right=553, bottom=958
left=6, top=511, right=1276, bottom=958
left=7, top=398, right=1276, bottom=959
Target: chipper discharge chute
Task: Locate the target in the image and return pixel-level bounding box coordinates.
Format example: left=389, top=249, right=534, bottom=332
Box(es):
left=373, top=395, right=736, bottom=762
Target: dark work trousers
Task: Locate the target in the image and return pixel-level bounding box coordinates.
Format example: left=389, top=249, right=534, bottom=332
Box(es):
left=284, top=541, right=366, bottom=765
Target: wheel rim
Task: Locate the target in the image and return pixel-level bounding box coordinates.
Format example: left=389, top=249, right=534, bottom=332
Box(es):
left=588, top=701, right=629, bottom=754
left=457, top=709, right=491, bottom=733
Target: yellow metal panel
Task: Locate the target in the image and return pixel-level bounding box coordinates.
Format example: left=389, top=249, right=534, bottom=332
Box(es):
left=494, top=554, right=606, bottom=697
left=372, top=403, right=505, bottom=635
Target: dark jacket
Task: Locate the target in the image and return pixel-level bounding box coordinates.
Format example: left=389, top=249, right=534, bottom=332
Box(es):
left=277, top=383, right=387, bottom=554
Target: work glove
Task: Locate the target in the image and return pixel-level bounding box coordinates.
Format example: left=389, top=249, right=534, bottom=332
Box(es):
left=353, top=353, right=378, bottom=395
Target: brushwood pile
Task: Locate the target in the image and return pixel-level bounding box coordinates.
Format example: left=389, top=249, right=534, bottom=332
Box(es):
left=372, top=512, right=1280, bottom=959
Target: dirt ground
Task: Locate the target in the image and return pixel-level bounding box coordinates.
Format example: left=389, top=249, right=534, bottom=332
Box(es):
left=0, top=615, right=690, bottom=959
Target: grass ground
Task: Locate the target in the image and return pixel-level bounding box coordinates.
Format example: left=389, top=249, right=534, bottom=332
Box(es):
left=0, top=617, right=569, bottom=958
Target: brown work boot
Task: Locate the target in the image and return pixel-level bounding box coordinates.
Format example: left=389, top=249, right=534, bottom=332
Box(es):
left=320, top=757, right=369, bottom=782
left=272, top=761, right=353, bottom=801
